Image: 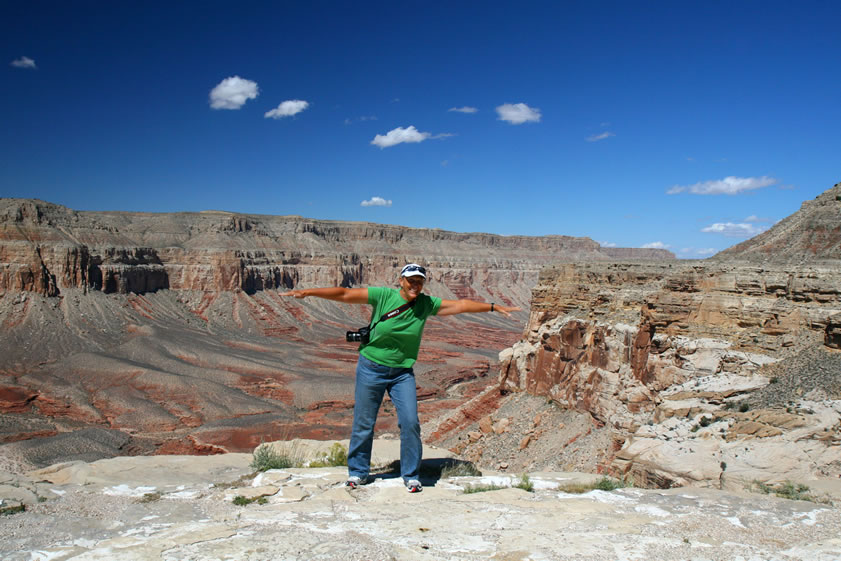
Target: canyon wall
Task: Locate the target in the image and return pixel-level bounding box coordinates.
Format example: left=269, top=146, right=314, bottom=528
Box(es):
left=501, top=261, right=840, bottom=417
left=0, top=198, right=672, bottom=298
left=485, top=182, right=841, bottom=489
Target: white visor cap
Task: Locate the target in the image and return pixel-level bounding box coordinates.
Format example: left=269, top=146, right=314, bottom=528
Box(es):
left=400, top=263, right=427, bottom=279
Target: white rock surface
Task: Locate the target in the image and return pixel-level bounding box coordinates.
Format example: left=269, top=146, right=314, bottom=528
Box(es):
left=1, top=439, right=840, bottom=560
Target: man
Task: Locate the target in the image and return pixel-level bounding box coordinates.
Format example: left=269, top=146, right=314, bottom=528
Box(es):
left=282, top=263, right=520, bottom=492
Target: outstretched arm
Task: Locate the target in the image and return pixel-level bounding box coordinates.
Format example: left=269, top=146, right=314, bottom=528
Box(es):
left=437, top=299, right=521, bottom=318
left=281, top=287, right=369, bottom=305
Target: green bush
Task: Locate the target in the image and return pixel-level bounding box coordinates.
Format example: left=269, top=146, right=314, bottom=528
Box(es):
left=594, top=477, right=625, bottom=491
left=250, top=444, right=295, bottom=471
left=514, top=474, right=534, bottom=492
left=309, top=443, right=348, bottom=468
left=232, top=495, right=268, bottom=506
left=752, top=480, right=818, bottom=502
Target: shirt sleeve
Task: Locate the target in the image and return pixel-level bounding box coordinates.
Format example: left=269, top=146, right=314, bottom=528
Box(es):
left=367, top=286, right=383, bottom=306
left=429, top=295, right=442, bottom=316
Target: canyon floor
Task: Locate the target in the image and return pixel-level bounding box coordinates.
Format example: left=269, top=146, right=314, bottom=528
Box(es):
left=0, top=287, right=525, bottom=468
left=2, top=439, right=840, bottom=561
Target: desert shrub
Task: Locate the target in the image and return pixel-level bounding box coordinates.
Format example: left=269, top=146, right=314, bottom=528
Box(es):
left=594, top=477, right=625, bottom=491
left=250, top=444, right=296, bottom=471
left=556, top=482, right=592, bottom=494
left=463, top=483, right=507, bottom=494
left=232, top=495, right=268, bottom=506
left=739, top=403, right=750, bottom=412
left=514, top=474, right=534, bottom=492
left=441, top=461, right=482, bottom=478
left=138, top=492, right=162, bottom=503
left=751, top=480, right=819, bottom=502
left=308, top=443, right=348, bottom=468
left=775, top=482, right=812, bottom=501
left=558, top=476, right=624, bottom=494
left=0, top=503, right=26, bottom=516
left=699, top=416, right=712, bottom=427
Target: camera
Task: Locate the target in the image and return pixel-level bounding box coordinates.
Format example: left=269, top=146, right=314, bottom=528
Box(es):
left=346, top=326, right=370, bottom=344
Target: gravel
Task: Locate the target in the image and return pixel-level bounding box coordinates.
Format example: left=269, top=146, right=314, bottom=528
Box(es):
left=747, top=344, right=841, bottom=408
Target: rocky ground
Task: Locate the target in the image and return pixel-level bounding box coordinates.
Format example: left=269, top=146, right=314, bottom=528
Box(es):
left=2, top=439, right=840, bottom=561
left=427, top=391, right=617, bottom=475
left=747, top=345, right=841, bottom=409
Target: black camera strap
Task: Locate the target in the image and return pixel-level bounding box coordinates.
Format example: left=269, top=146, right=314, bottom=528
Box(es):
left=369, top=299, right=415, bottom=331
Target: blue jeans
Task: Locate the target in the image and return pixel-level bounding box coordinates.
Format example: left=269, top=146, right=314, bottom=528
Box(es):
left=348, top=354, right=421, bottom=482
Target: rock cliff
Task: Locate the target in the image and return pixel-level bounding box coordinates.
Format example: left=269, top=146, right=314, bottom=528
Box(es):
left=432, top=181, right=841, bottom=491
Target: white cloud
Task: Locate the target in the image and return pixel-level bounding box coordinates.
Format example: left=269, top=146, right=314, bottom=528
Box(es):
left=361, top=196, right=392, bottom=207
left=744, top=215, right=774, bottom=223
left=209, top=76, right=259, bottom=110
left=598, top=241, right=618, bottom=247
left=587, top=131, right=615, bottom=142
left=667, top=176, right=778, bottom=195
left=642, top=241, right=670, bottom=249
left=701, top=222, right=768, bottom=238
left=679, top=247, right=719, bottom=257
left=11, top=56, right=36, bottom=69
left=265, top=100, right=310, bottom=119
left=449, top=106, right=478, bottom=113
left=371, top=126, right=431, bottom=148
left=495, top=103, right=541, bottom=124
left=345, top=115, right=377, bottom=125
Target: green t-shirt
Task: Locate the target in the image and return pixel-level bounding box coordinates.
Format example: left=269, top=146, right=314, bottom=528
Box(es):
left=359, top=286, right=442, bottom=368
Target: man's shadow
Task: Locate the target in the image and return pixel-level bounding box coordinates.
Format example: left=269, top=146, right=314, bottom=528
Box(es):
left=370, top=458, right=482, bottom=487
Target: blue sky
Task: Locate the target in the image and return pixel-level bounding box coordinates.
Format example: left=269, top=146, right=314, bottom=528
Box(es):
left=3, top=1, right=839, bottom=258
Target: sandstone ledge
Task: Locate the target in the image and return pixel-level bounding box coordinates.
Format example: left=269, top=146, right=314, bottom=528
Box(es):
left=2, top=439, right=840, bottom=561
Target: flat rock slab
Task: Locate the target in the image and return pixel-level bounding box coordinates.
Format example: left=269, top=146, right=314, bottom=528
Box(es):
left=28, top=453, right=254, bottom=488
left=2, top=457, right=840, bottom=561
